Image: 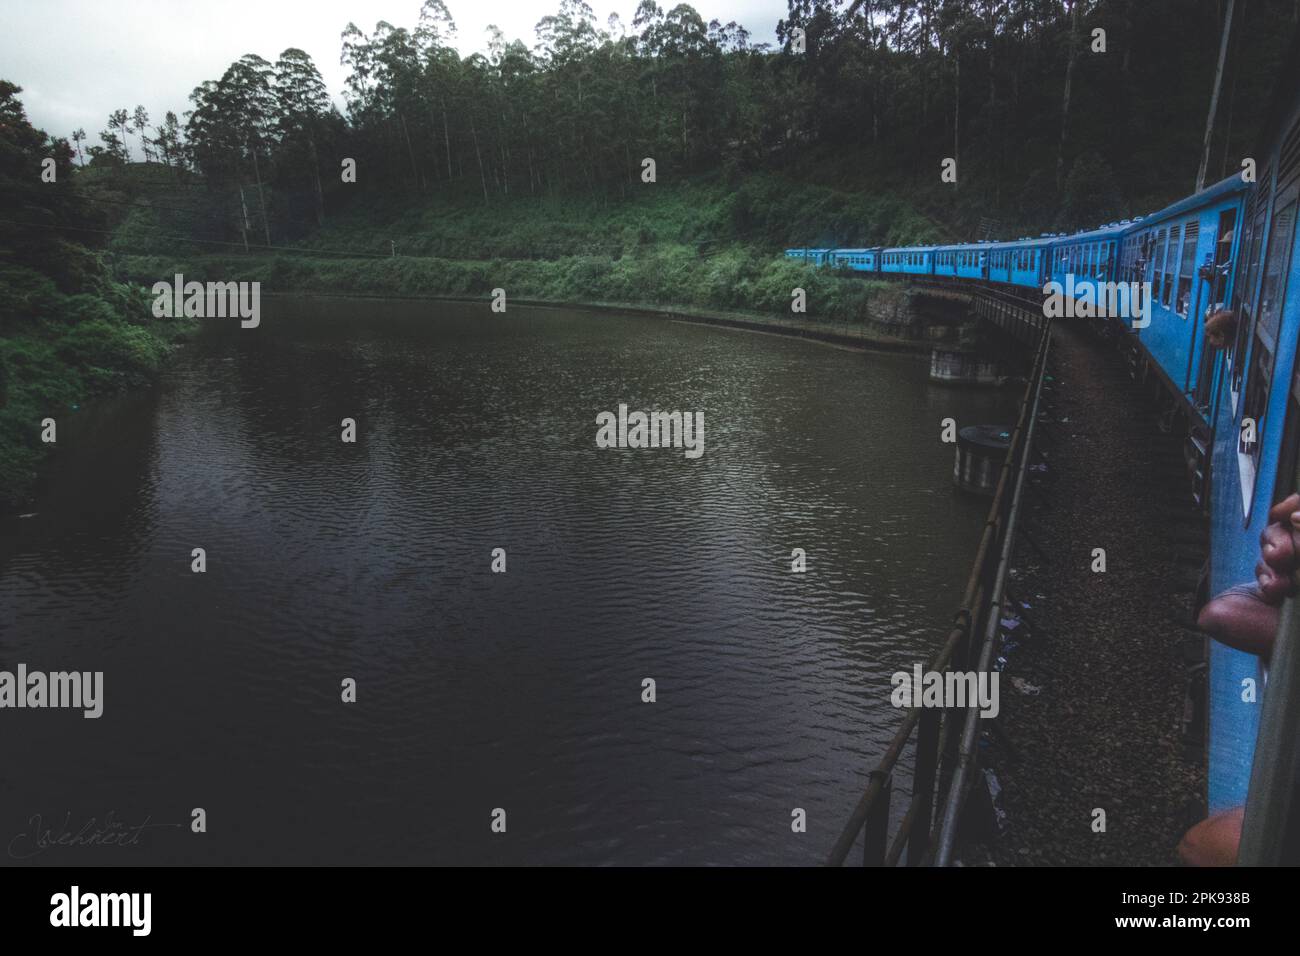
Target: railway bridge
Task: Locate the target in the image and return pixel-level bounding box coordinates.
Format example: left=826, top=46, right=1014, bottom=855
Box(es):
left=829, top=284, right=1208, bottom=866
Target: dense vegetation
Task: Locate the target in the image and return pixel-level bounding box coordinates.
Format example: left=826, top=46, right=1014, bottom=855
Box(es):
left=2, top=0, right=1296, bottom=505
left=0, top=82, right=187, bottom=507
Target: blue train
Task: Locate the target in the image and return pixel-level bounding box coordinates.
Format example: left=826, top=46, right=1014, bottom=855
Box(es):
left=785, top=51, right=1300, bottom=853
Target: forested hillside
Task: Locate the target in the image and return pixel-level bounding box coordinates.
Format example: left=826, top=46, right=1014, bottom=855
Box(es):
left=72, top=0, right=1296, bottom=251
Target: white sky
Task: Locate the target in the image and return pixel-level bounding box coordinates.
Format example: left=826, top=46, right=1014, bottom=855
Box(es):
left=1, top=0, right=788, bottom=150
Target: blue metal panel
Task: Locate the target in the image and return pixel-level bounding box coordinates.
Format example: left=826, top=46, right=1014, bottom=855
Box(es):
left=1205, top=193, right=1300, bottom=811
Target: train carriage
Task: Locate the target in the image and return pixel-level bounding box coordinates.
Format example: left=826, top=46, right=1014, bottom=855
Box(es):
left=932, top=244, right=986, bottom=280
left=784, top=247, right=833, bottom=266
left=1046, top=221, right=1129, bottom=310
left=881, top=246, right=936, bottom=276
left=827, top=247, right=881, bottom=272
left=985, top=237, right=1054, bottom=289
left=1123, top=177, right=1247, bottom=419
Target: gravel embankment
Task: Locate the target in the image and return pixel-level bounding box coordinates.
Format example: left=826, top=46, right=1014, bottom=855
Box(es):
left=971, top=319, right=1207, bottom=866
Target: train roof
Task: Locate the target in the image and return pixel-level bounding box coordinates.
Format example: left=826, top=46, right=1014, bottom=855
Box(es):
left=1054, top=221, right=1131, bottom=244
left=881, top=245, right=938, bottom=253
left=983, top=236, right=1057, bottom=250
left=829, top=247, right=882, bottom=253
left=1127, top=173, right=1249, bottom=230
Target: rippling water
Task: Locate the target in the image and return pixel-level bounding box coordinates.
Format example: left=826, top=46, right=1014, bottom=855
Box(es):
left=0, top=298, right=1016, bottom=865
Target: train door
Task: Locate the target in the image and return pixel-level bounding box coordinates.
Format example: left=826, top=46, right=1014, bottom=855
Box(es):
left=1239, top=171, right=1298, bottom=498
left=1193, top=208, right=1240, bottom=412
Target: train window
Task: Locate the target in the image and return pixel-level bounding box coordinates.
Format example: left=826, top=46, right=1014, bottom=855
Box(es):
left=1239, top=199, right=1296, bottom=473
left=1177, top=222, right=1199, bottom=317
left=1159, top=228, right=1170, bottom=299
left=1258, top=200, right=1296, bottom=351
left=1163, top=226, right=1180, bottom=306
left=1211, top=208, right=1237, bottom=309
left=1233, top=206, right=1270, bottom=395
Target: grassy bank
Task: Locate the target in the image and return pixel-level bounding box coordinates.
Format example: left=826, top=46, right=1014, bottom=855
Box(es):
left=113, top=243, right=908, bottom=330
left=99, top=167, right=938, bottom=327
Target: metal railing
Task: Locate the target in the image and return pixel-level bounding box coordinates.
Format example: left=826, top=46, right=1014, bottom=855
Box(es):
left=827, top=292, right=1052, bottom=867
left=904, top=278, right=1050, bottom=351
left=969, top=286, right=1051, bottom=350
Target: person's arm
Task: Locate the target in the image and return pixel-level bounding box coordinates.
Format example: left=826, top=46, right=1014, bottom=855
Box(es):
left=1196, top=494, right=1300, bottom=659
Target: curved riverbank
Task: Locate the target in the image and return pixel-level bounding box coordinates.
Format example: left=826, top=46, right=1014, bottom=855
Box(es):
left=259, top=290, right=937, bottom=357
left=6, top=278, right=973, bottom=513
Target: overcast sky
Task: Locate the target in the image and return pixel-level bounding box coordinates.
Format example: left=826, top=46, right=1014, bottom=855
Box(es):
left=1, top=0, right=789, bottom=150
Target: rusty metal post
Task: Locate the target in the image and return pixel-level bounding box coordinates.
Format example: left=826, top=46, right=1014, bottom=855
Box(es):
left=908, top=706, right=941, bottom=865
left=863, top=771, right=892, bottom=866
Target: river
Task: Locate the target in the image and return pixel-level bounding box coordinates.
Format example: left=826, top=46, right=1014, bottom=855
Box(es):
left=0, top=297, right=1016, bottom=865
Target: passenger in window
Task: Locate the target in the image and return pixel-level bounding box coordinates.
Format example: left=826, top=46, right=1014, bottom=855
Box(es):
left=1203, top=308, right=1237, bottom=351
left=1182, top=492, right=1300, bottom=865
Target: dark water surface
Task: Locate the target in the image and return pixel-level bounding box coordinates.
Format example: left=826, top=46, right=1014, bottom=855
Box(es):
left=0, top=298, right=1015, bottom=865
